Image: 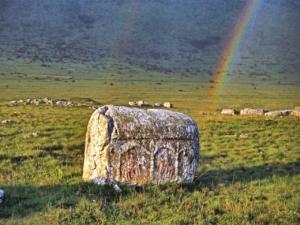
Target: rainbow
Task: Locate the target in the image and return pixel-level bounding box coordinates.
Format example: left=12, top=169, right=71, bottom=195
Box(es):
left=205, top=0, right=260, bottom=110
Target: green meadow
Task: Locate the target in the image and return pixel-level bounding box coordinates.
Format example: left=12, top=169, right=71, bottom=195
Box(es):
left=1, top=1, right=300, bottom=223
left=0, top=59, right=300, bottom=224
left=1, top=59, right=299, bottom=110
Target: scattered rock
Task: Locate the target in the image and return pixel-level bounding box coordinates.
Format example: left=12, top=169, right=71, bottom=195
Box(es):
left=221, top=109, right=238, bottom=115
left=136, top=100, right=144, bottom=107
left=30, top=132, right=39, bottom=138
left=265, top=110, right=292, bottom=117
left=13, top=111, right=21, bottom=116
left=128, top=101, right=173, bottom=108
left=136, top=100, right=151, bottom=107
left=163, top=102, right=173, bottom=108
left=9, top=100, right=17, bottom=107
left=7, top=98, right=100, bottom=108
left=154, top=102, right=163, bottom=107
left=83, top=105, right=200, bottom=185
left=291, top=107, right=300, bottom=117
left=218, top=107, right=296, bottom=117
left=240, top=108, right=268, bottom=116
left=239, top=133, right=250, bottom=139
left=128, top=101, right=137, bottom=106
left=32, top=99, right=40, bottom=105
left=1, top=119, right=14, bottom=125
left=56, top=100, right=73, bottom=107
left=224, top=134, right=238, bottom=138
left=0, top=189, right=4, bottom=205
left=25, top=99, right=31, bottom=104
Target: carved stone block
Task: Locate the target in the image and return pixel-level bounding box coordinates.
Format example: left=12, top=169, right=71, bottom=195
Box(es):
left=83, top=105, right=200, bottom=185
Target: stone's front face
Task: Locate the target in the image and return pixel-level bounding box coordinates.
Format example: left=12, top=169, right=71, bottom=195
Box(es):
left=83, top=105, right=200, bottom=185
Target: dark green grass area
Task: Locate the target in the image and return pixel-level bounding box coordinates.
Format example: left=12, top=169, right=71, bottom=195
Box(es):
left=0, top=105, right=299, bottom=224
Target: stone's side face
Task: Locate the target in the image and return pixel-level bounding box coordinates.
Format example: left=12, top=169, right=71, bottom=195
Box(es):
left=83, top=105, right=200, bottom=185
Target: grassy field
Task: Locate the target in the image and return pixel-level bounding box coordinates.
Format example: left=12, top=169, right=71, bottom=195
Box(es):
left=1, top=59, right=300, bottom=111
left=0, top=57, right=299, bottom=224
left=0, top=91, right=300, bottom=224
left=1, top=1, right=300, bottom=223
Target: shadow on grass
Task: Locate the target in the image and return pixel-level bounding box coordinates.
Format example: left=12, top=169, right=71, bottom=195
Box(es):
left=1, top=161, right=299, bottom=219
left=184, top=161, right=300, bottom=191
left=0, top=182, right=125, bottom=219
left=0, top=151, right=78, bottom=165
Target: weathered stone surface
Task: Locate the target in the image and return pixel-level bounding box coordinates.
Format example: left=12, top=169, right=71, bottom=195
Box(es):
left=83, top=105, right=200, bottom=185
left=240, top=108, right=268, bottom=116
left=265, top=110, right=292, bottom=117
left=221, top=109, right=238, bottom=115
left=291, top=107, right=300, bottom=117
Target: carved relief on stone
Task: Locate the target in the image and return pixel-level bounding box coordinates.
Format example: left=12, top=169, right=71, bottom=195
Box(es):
left=153, top=142, right=177, bottom=182
left=119, top=146, right=151, bottom=184
left=177, top=141, right=198, bottom=180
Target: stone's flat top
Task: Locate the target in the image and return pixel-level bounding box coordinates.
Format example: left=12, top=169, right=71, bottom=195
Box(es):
left=97, top=105, right=198, bottom=140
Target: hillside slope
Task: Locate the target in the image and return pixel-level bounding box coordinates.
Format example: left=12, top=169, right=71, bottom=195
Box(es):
left=0, top=0, right=299, bottom=78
